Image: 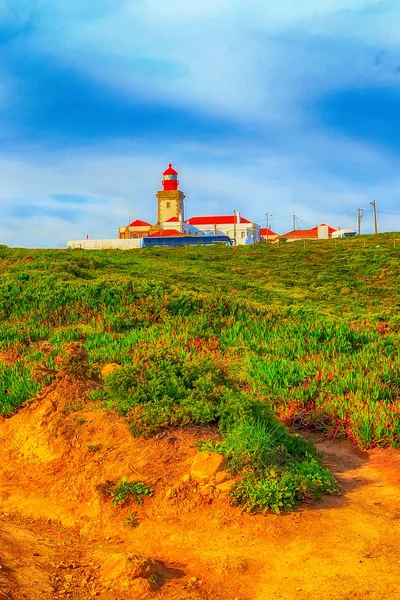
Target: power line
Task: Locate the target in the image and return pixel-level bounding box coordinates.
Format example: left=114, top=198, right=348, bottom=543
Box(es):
left=295, top=216, right=314, bottom=227
left=378, top=211, right=400, bottom=216
left=310, top=201, right=373, bottom=227
left=269, top=214, right=294, bottom=221
left=250, top=213, right=293, bottom=223
left=251, top=201, right=398, bottom=233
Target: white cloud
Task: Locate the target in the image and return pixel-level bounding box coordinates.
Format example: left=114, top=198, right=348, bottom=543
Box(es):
left=20, top=0, right=392, bottom=125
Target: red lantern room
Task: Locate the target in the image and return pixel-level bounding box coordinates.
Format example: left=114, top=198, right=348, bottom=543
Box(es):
left=162, top=163, right=179, bottom=191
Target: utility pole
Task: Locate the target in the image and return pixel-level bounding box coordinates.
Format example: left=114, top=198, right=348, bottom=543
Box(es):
left=128, top=198, right=131, bottom=239
left=370, top=199, right=378, bottom=234
left=357, top=208, right=362, bottom=236
left=293, top=215, right=296, bottom=230
left=233, top=209, right=237, bottom=244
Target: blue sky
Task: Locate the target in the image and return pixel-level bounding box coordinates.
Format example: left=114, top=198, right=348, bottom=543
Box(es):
left=1, top=0, right=400, bottom=247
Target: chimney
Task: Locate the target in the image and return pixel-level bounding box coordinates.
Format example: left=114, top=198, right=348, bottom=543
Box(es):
left=318, top=225, right=329, bottom=239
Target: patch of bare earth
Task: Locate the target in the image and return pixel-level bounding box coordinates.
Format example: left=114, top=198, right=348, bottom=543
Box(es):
left=0, top=371, right=400, bottom=599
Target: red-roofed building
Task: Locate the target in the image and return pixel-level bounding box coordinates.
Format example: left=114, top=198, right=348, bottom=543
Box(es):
left=279, top=224, right=336, bottom=242
left=282, top=229, right=319, bottom=240
left=310, top=224, right=336, bottom=235
left=185, top=214, right=260, bottom=244
left=118, top=219, right=152, bottom=239
left=260, top=227, right=278, bottom=242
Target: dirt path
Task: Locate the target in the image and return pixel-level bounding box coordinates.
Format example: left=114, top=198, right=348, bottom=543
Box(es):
left=0, top=514, right=100, bottom=600
left=0, top=377, right=400, bottom=599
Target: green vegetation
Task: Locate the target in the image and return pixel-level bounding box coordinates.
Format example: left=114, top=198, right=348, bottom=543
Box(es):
left=125, top=511, right=140, bottom=528
left=112, top=479, right=154, bottom=506
left=0, top=234, right=399, bottom=511
left=0, top=362, right=41, bottom=415
left=199, top=412, right=339, bottom=513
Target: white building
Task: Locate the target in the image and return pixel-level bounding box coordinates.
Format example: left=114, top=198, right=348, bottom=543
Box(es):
left=118, top=219, right=152, bottom=239
left=160, top=216, right=194, bottom=234
left=331, top=229, right=356, bottom=238
left=185, top=214, right=260, bottom=245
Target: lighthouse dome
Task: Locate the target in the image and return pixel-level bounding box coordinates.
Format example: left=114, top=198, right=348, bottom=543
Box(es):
left=163, top=163, right=178, bottom=176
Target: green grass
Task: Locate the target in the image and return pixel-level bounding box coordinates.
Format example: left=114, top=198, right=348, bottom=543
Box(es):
left=0, top=234, right=399, bottom=511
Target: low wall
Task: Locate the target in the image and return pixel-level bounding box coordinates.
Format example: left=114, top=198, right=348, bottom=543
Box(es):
left=66, top=239, right=142, bottom=250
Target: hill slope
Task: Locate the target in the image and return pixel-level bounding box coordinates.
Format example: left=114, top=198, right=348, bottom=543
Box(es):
left=1, top=234, right=399, bottom=449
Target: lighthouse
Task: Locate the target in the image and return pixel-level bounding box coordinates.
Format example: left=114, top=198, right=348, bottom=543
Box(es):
left=162, top=163, right=179, bottom=191
left=156, top=163, right=186, bottom=226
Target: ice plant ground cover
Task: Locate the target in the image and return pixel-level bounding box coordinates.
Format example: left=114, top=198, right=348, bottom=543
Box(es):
left=0, top=233, right=399, bottom=511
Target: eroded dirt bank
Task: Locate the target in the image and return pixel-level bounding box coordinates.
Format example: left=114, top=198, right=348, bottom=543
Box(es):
left=1, top=375, right=400, bottom=600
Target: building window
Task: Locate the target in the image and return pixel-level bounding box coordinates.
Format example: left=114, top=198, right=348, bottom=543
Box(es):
left=166, top=202, right=171, bottom=208
left=241, top=231, right=246, bottom=238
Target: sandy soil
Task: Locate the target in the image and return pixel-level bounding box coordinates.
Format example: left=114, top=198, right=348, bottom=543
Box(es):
left=0, top=374, right=400, bottom=600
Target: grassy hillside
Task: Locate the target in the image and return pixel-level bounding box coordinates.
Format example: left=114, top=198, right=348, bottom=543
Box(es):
left=0, top=233, right=399, bottom=511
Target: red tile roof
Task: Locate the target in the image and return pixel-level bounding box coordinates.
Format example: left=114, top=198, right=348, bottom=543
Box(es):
left=260, top=227, right=277, bottom=237
left=129, top=219, right=152, bottom=227
left=280, top=229, right=319, bottom=239
left=310, top=223, right=336, bottom=233
left=164, top=216, right=180, bottom=222
left=147, top=229, right=182, bottom=237
left=280, top=224, right=336, bottom=239
left=186, top=215, right=252, bottom=225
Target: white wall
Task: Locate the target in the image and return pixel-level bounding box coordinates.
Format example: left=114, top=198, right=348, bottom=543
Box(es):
left=66, top=239, right=142, bottom=250
left=188, top=223, right=260, bottom=245
left=318, top=225, right=329, bottom=239
left=331, top=229, right=356, bottom=238
left=162, top=218, right=183, bottom=233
